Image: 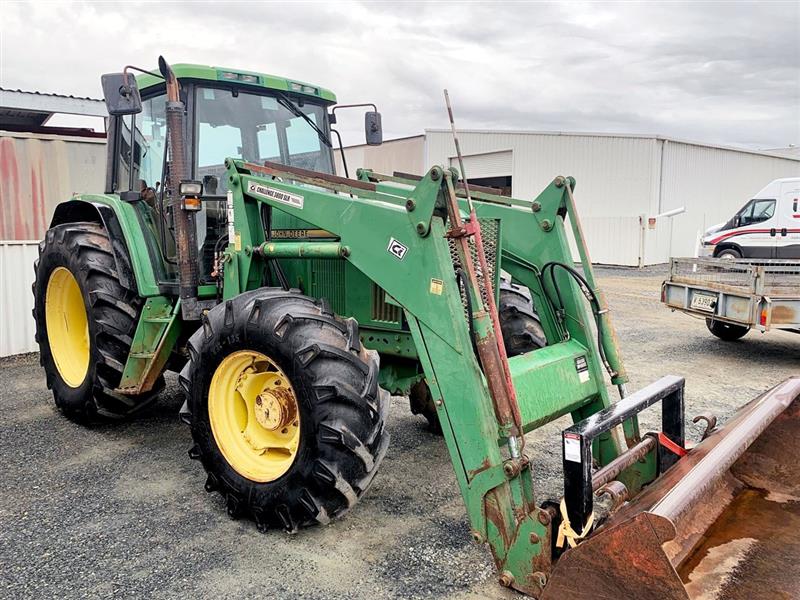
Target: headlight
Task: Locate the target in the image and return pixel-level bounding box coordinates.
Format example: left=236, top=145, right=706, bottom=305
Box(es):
left=179, top=180, right=203, bottom=196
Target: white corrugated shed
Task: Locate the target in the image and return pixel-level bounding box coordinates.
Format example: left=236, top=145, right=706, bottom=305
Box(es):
left=335, top=135, right=425, bottom=178
left=424, top=129, right=800, bottom=265
left=0, top=241, right=39, bottom=356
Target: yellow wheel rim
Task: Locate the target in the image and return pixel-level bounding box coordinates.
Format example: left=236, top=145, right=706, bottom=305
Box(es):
left=208, top=350, right=301, bottom=482
left=45, top=267, right=90, bottom=388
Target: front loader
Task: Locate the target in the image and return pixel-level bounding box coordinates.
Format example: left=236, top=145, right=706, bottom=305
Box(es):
left=32, top=57, right=800, bottom=598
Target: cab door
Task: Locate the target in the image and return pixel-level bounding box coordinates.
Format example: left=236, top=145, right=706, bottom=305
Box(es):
left=728, top=198, right=778, bottom=258
left=777, top=181, right=800, bottom=258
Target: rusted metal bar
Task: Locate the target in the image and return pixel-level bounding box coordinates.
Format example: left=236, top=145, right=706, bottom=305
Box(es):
left=243, top=160, right=377, bottom=192
left=591, top=436, right=656, bottom=492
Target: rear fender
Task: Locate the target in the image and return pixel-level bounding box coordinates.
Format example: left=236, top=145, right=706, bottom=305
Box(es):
left=50, top=197, right=159, bottom=297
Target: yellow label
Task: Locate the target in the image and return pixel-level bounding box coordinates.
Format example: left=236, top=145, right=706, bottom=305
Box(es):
left=430, top=278, right=444, bottom=295
left=234, top=233, right=242, bottom=251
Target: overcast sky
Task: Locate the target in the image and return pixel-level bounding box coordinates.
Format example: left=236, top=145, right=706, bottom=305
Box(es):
left=1, top=1, right=798, bottom=149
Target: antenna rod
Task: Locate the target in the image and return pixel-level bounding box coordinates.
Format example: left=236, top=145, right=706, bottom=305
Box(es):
left=443, top=89, right=475, bottom=213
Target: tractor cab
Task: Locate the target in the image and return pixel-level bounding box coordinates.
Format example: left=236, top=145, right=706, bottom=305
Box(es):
left=103, top=64, right=377, bottom=290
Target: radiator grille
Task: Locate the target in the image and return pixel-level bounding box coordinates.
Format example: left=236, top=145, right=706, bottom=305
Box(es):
left=310, top=259, right=346, bottom=314
left=371, top=284, right=403, bottom=323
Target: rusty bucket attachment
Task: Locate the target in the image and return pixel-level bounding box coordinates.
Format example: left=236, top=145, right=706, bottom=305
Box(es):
left=543, top=377, right=800, bottom=600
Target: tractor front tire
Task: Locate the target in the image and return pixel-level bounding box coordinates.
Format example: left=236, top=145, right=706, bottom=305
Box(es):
left=706, top=318, right=750, bottom=341
left=181, top=289, right=390, bottom=532
left=33, top=222, right=150, bottom=422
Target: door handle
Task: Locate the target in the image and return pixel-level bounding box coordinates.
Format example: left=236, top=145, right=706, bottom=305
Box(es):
left=770, top=228, right=777, bottom=236
left=781, top=228, right=788, bottom=236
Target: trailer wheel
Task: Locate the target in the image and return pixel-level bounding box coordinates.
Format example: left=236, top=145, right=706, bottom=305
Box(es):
left=181, top=289, right=390, bottom=532
left=411, top=278, right=547, bottom=433
left=706, top=318, right=750, bottom=341
left=32, top=222, right=154, bottom=422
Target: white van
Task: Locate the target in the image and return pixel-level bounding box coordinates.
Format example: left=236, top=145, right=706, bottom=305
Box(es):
left=700, top=177, right=800, bottom=259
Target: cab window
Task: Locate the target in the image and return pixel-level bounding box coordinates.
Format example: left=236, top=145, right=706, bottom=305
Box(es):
left=194, top=87, right=332, bottom=197
left=114, top=95, right=167, bottom=195
left=738, top=199, right=776, bottom=225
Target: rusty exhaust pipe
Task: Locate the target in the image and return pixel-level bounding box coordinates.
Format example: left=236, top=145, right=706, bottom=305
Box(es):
left=159, top=56, right=199, bottom=318
left=543, top=377, right=800, bottom=600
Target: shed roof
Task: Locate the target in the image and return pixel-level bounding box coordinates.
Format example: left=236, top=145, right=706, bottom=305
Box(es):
left=0, top=88, right=106, bottom=129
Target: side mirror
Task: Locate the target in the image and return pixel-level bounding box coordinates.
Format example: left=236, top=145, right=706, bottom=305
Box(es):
left=365, top=111, right=382, bottom=146
left=101, top=73, right=142, bottom=116
left=734, top=215, right=741, bottom=227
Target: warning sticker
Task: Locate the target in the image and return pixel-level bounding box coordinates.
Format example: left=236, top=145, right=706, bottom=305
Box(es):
left=247, top=181, right=304, bottom=209
left=430, top=278, right=444, bottom=295
left=575, top=355, right=590, bottom=384
left=564, top=433, right=582, bottom=463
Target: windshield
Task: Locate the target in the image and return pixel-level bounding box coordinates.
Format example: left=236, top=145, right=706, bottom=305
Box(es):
left=194, top=86, right=333, bottom=196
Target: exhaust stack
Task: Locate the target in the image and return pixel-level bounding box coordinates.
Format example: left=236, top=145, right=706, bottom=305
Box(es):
left=159, top=56, right=200, bottom=318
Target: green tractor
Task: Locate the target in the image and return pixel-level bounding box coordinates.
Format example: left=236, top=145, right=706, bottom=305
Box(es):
left=33, top=57, right=800, bottom=598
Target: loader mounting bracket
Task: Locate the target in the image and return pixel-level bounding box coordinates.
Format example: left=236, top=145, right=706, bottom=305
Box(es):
left=562, top=375, right=685, bottom=529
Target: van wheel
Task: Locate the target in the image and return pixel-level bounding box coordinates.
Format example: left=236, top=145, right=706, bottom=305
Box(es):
left=716, top=248, right=741, bottom=259
left=706, top=318, right=749, bottom=341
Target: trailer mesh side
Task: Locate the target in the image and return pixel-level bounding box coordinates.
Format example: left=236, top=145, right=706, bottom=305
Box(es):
left=670, top=258, right=800, bottom=297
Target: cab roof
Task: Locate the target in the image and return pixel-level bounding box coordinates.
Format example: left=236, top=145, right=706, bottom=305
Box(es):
left=135, top=63, right=336, bottom=103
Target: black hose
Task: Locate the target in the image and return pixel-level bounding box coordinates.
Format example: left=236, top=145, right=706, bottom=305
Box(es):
left=260, top=203, right=290, bottom=290
left=540, top=262, right=614, bottom=377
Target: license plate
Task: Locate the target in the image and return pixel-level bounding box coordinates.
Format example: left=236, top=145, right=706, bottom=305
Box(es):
left=691, top=293, right=717, bottom=312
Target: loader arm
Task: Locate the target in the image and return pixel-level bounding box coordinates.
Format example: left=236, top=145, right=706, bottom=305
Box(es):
left=222, top=159, right=654, bottom=593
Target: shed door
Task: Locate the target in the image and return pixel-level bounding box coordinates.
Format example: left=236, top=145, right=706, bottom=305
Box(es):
left=450, top=150, right=512, bottom=179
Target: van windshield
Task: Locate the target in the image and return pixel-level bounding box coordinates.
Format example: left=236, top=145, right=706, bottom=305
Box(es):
left=194, top=87, right=333, bottom=196
left=737, top=198, right=776, bottom=225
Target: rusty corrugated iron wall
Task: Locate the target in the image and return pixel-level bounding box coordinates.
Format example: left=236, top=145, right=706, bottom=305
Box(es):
left=0, top=131, right=106, bottom=240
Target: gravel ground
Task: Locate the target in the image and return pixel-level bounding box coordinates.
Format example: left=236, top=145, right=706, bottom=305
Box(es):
left=1, top=266, right=798, bottom=600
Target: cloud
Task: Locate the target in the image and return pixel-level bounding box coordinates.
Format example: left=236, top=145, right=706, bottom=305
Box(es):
left=1, top=0, right=797, bottom=149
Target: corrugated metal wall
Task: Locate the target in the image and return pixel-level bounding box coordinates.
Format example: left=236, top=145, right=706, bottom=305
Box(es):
left=650, top=140, right=800, bottom=264
left=0, top=131, right=106, bottom=356
left=426, top=130, right=800, bottom=265
left=0, top=241, right=39, bottom=356
left=0, top=131, right=106, bottom=240
left=427, top=130, right=660, bottom=265
left=336, top=135, right=425, bottom=178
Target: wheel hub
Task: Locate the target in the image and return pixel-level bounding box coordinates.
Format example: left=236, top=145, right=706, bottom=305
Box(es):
left=256, top=387, right=297, bottom=431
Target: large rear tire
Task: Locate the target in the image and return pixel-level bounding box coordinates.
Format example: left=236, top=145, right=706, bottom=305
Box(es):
left=498, top=277, right=547, bottom=354
left=181, top=289, right=390, bottom=532
left=32, top=222, right=153, bottom=421
left=706, top=318, right=750, bottom=341
left=411, top=278, right=547, bottom=432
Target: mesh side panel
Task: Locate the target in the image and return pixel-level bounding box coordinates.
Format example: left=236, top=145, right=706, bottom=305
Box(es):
left=448, top=218, right=501, bottom=319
